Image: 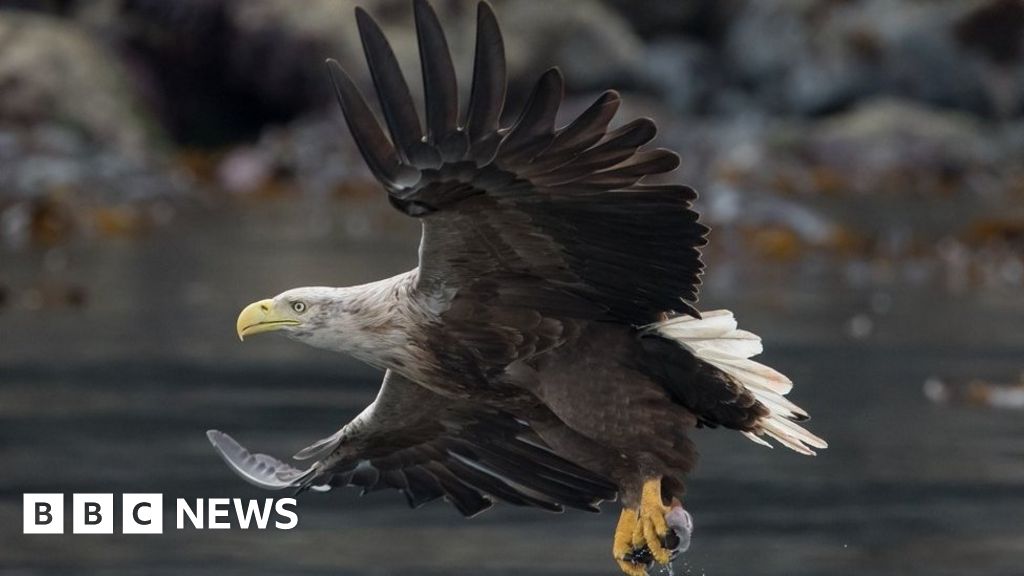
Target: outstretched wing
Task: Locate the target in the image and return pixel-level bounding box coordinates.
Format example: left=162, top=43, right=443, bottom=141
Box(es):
left=208, top=371, right=617, bottom=516
left=328, top=0, right=708, bottom=333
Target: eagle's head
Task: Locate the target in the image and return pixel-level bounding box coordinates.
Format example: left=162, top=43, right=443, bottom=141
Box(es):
left=236, top=287, right=337, bottom=341
left=234, top=282, right=410, bottom=369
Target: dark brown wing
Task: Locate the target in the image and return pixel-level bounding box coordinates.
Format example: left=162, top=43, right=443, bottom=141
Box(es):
left=327, top=0, right=708, bottom=336
left=208, top=371, right=616, bottom=516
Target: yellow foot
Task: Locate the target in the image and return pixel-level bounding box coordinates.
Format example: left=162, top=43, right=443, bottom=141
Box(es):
left=612, top=478, right=683, bottom=575
left=638, top=477, right=673, bottom=565
left=613, top=508, right=647, bottom=576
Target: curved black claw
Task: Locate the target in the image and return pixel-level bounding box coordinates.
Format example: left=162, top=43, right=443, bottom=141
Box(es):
left=623, top=546, right=654, bottom=567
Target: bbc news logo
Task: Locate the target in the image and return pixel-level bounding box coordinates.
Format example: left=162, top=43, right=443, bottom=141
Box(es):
left=24, top=494, right=298, bottom=534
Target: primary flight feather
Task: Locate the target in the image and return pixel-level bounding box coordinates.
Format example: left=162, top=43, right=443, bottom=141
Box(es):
left=210, top=2, right=826, bottom=574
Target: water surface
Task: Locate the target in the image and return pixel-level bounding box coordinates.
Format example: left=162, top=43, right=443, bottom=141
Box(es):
left=2, top=200, right=1023, bottom=575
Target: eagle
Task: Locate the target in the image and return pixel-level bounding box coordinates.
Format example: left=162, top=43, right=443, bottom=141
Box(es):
left=209, top=1, right=826, bottom=574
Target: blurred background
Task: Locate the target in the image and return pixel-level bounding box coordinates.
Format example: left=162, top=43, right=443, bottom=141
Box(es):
left=2, top=0, right=1024, bottom=574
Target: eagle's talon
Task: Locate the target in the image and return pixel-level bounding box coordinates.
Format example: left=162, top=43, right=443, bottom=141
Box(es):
left=613, top=508, right=650, bottom=575
left=615, top=558, right=650, bottom=576
left=623, top=545, right=653, bottom=566
left=612, top=478, right=692, bottom=575
left=638, top=477, right=673, bottom=564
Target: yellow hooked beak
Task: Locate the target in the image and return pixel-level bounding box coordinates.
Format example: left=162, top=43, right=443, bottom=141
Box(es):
left=236, top=299, right=300, bottom=341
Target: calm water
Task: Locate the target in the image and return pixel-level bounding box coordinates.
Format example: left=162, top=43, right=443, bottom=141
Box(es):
left=2, top=199, right=1023, bottom=575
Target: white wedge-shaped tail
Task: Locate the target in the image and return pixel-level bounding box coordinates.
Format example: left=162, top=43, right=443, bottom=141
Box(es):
left=649, top=310, right=827, bottom=455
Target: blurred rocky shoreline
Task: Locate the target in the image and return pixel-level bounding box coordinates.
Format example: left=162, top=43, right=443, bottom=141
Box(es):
left=2, top=0, right=1023, bottom=309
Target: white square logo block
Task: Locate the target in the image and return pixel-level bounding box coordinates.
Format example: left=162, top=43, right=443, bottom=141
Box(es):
left=23, top=494, right=64, bottom=534
left=122, top=494, right=163, bottom=534
left=72, top=493, right=114, bottom=534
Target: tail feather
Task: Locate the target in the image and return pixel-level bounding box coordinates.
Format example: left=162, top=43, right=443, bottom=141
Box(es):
left=742, top=431, right=773, bottom=449
left=760, top=418, right=828, bottom=456
left=648, top=310, right=827, bottom=455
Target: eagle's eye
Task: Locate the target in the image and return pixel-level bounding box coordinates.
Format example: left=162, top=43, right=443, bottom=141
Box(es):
left=291, top=301, right=307, bottom=314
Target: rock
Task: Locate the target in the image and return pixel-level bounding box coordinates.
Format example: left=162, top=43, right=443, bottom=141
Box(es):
left=85, top=0, right=642, bottom=145
left=0, top=11, right=158, bottom=154
left=0, top=119, right=193, bottom=250
left=954, top=0, right=1024, bottom=65
left=216, top=147, right=275, bottom=196
left=200, top=111, right=364, bottom=207
left=954, top=0, right=1024, bottom=117
left=635, top=91, right=1024, bottom=289
left=497, top=0, right=644, bottom=90
left=702, top=179, right=841, bottom=242
left=671, top=98, right=1004, bottom=202
left=724, top=0, right=872, bottom=114
left=722, top=0, right=1015, bottom=116
left=0, top=11, right=197, bottom=250
left=0, top=121, right=192, bottom=200
left=924, top=374, right=1024, bottom=410
left=967, top=217, right=1024, bottom=248
left=604, top=0, right=740, bottom=42
left=806, top=98, right=992, bottom=197
left=639, top=38, right=719, bottom=113
left=92, top=0, right=355, bottom=145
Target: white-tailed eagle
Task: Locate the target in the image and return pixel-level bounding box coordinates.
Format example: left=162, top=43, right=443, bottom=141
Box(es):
left=210, top=2, right=826, bottom=574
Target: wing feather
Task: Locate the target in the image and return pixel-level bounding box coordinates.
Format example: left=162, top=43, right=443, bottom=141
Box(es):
left=413, top=0, right=465, bottom=160
left=465, top=1, right=506, bottom=159
left=325, top=60, right=419, bottom=190
left=331, top=0, right=708, bottom=335
left=208, top=372, right=616, bottom=516
left=497, top=67, right=563, bottom=166
left=356, top=7, right=440, bottom=168
left=528, top=90, right=621, bottom=173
